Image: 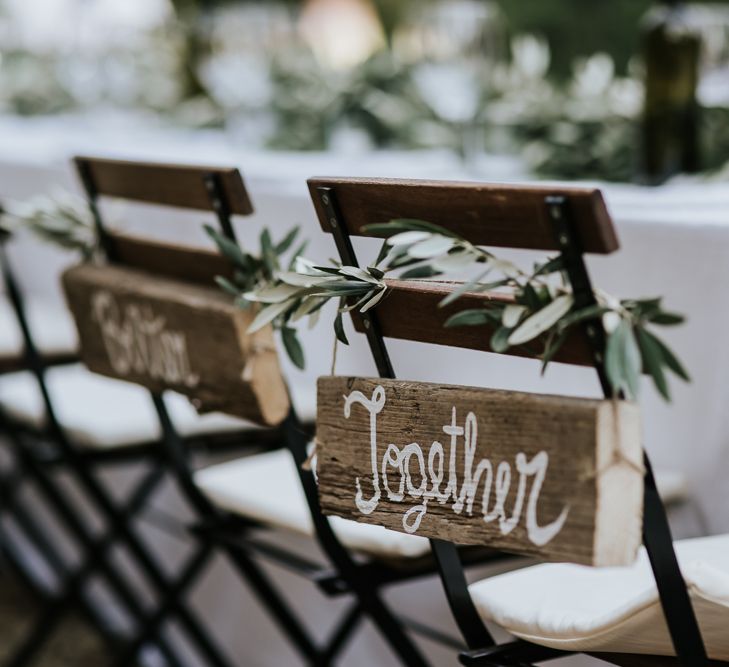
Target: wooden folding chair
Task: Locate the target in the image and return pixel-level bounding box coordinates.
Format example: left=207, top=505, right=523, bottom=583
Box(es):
left=309, top=177, right=726, bottom=666
left=39, top=158, right=472, bottom=667
left=0, top=157, right=295, bottom=667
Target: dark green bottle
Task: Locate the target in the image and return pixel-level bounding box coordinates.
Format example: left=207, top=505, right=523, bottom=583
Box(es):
left=641, top=0, right=701, bottom=182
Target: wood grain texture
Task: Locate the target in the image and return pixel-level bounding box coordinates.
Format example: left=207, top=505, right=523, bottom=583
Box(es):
left=317, top=376, right=643, bottom=566
left=62, top=263, right=289, bottom=425
left=75, top=156, right=254, bottom=215
left=351, top=279, right=595, bottom=366
left=108, top=232, right=234, bottom=286
left=308, top=177, right=618, bottom=254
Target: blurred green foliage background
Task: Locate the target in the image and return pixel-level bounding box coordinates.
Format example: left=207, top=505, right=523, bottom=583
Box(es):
left=185, top=0, right=729, bottom=78
left=494, top=0, right=729, bottom=76
left=494, top=0, right=654, bottom=77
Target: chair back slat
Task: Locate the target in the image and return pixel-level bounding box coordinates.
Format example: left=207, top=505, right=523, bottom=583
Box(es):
left=308, top=177, right=617, bottom=253
left=351, top=280, right=595, bottom=366
left=108, top=232, right=234, bottom=286
left=316, top=376, right=644, bottom=566
left=75, top=156, right=254, bottom=214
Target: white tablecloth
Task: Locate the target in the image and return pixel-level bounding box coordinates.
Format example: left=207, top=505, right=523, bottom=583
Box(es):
left=1, top=114, right=728, bottom=667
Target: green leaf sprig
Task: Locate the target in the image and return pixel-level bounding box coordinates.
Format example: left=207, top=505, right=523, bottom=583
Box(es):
left=238, top=222, right=477, bottom=369
left=0, top=190, right=97, bottom=259
left=205, top=224, right=326, bottom=370
left=240, top=219, right=569, bottom=373
left=240, top=254, right=388, bottom=367
left=366, top=219, right=689, bottom=401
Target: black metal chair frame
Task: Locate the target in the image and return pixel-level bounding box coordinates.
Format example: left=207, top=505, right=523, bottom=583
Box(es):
left=65, top=161, right=396, bottom=667
left=0, top=231, right=163, bottom=660
left=0, top=164, right=293, bottom=667
left=0, top=257, right=190, bottom=665
left=0, top=223, right=83, bottom=600
left=315, top=185, right=712, bottom=667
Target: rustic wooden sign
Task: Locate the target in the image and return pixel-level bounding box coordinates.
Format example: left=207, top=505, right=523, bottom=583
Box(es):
left=62, top=263, right=290, bottom=426
left=316, top=377, right=644, bottom=566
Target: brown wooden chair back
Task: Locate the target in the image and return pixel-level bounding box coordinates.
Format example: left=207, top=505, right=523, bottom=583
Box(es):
left=62, top=157, right=289, bottom=425
left=308, top=177, right=617, bottom=366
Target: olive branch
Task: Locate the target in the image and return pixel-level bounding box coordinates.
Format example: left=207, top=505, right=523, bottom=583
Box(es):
left=212, top=232, right=389, bottom=369
left=243, top=218, right=688, bottom=401
left=204, top=224, right=315, bottom=369
left=0, top=190, right=98, bottom=259
left=364, top=219, right=689, bottom=401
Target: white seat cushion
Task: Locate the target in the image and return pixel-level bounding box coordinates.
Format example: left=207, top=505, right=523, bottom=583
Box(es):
left=469, top=534, right=729, bottom=660
left=0, top=299, right=77, bottom=358
left=0, top=364, right=252, bottom=449
left=194, top=448, right=431, bottom=560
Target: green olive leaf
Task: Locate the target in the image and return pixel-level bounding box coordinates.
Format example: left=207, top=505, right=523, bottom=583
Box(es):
left=281, top=327, right=305, bottom=370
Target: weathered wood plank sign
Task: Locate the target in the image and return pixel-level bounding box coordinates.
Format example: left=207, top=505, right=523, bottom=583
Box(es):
left=62, top=263, right=290, bottom=425
left=316, top=377, right=644, bottom=566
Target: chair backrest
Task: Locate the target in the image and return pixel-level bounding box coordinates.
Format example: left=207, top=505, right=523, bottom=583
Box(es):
left=75, top=156, right=254, bottom=215
left=309, top=177, right=616, bottom=366
left=62, top=157, right=289, bottom=426
left=309, top=177, right=617, bottom=252
left=307, top=177, right=644, bottom=567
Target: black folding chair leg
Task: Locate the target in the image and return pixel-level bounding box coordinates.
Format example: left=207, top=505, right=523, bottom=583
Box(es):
left=459, top=639, right=565, bottom=666
left=357, top=590, right=431, bottom=667
left=5, top=465, right=166, bottom=667
left=0, top=522, right=48, bottom=597
left=1, top=483, right=70, bottom=597
left=150, top=394, right=316, bottom=667
left=1, top=427, right=186, bottom=667
left=642, top=456, right=708, bottom=666
left=113, top=542, right=226, bottom=667
left=224, top=544, right=322, bottom=663
left=1, top=484, right=131, bottom=652
left=34, top=428, right=239, bottom=667
left=1, top=361, right=222, bottom=665
left=316, top=602, right=363, bottom=666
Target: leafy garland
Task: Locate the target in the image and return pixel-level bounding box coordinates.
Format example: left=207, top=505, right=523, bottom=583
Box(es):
left=1, top=193, right=690, bottom=401
left=245, top=219, right=689, bottom=402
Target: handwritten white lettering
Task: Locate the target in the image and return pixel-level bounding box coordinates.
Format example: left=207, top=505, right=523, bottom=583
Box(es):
left=92, top=290, right=199, bottom=388
left=345, top=386, right=569, bottom=545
